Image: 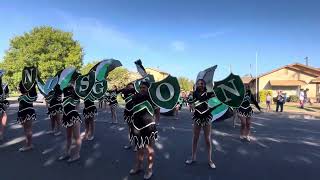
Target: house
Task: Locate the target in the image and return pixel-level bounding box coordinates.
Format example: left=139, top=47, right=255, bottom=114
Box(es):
left=145, top=67, right=169, bottom=81
left=246, top=63, right=320, bottom=102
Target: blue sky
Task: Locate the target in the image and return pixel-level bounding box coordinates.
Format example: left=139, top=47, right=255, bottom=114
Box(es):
left=1, top=0, right=320, bottom=81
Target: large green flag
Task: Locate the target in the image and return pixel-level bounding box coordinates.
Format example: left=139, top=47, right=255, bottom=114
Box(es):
left=88, top=80, right=107, bottom=100
left=22, top=67, right=38, bottom=91
left=58, top=67, right=77, bottom=90
left=95, top=59, right=122, bottom=81
left=148, top=75, right=180, bottom=110
left=213, top=73, right=245, bottom=108
left=75, top=59, right=119, bottom=101
left=37, top=76, right=59, bottom=96
left=208, top=97, right=229, bottom=121
left=75, top=70, right=96, bottom=99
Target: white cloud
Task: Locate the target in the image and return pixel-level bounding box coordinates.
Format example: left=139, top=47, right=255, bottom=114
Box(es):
left=54, top=10, right=150, bottom=52
left=171, top=41, right=186, bottom=51
left=57, top=12, right=126, bottom=47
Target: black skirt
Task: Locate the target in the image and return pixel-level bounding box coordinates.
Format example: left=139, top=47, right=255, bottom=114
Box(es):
left=124, top=99, right=134, bottom=123
left=237, top=100, right=254, bottom=118
left=124, top=108, right=133, bottom=124
left=62, top=87, right=81, bottom=127
left=48, top=104, right=63, bottom=118
left=83, top=100, right=97, bottom=120
left=17, top=108, right=36, bottom=124
left=193, top=102, right=213, bottom=127
left=130, top=107, right=158, bottom=149
left=236, top=107, right=253, bottom=117
left=0, top=100, right=9, bottom=114
left=62, top=110, right=81, bottom=127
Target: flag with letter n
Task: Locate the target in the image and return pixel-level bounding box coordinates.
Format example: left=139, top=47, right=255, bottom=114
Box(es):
left=22, top=66, right=38, bottom=91
left=148, top=75, right=180, bottom=110
left=213, top=73, right=245, bottom=108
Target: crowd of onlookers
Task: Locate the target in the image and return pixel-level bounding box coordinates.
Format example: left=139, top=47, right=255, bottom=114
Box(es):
left=96, top=88, right=313, bottom=116
left=265, top=89, right=311, bottom=113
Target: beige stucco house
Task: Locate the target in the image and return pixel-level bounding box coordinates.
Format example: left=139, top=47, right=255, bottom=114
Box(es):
left=145, top=67, right=169, bottom=81
left=244, top=63, right=320, bottom=102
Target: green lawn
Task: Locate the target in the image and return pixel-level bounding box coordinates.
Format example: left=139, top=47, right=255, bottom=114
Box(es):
left=260, top=102, right=320, bottom=114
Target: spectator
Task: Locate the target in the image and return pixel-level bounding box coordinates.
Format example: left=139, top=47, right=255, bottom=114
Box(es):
left=266, top=92, right=272, bottom=112
left=299, top=89, right=305, bottom=108
left=276, top=91, right=284, bottom=112
left=304, top=88, right=309, bottom=105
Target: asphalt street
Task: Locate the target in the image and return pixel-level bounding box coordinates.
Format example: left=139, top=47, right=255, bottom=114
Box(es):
left=0, top=102, right=319, bottom=180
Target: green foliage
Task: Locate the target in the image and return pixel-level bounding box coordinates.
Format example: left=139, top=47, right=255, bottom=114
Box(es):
left=0, top=26, right=83, bottom=90
left=81, top=61, right=99, bottom=74
left=259, top=90, right=273, bottom=102
left=288, top=95, right=299, bottom=102
left=107, top=67, right=130, bottom=89
left=178, top=77, right=194, bottom=92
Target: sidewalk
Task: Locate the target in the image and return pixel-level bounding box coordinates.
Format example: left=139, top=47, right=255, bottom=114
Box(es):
left=259, top=102, right=320, bottom=118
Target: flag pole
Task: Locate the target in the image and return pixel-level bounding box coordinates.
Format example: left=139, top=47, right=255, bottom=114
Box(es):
left=255, top=52, right=258, bottom=101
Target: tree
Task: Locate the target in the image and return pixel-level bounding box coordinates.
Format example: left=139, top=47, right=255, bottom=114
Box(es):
left=0, top=26, right=83, bottom=90
left=107, top=67, right=131, bottom=89
left=81, top=61, right=99, bottom=74
left=178, top=77, right=194, bottom=92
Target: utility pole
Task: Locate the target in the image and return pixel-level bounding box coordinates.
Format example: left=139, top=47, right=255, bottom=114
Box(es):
left=305, top=57, right=309, bottom=66
left=256, top=52, right=258, bottom=101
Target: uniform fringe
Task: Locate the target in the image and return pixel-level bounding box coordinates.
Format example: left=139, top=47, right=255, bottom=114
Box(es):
left=62, top=116, right=82, bottom=128
left=130, top=131, right=158, bottom=149
left=17, top=114, right=36, bottom=124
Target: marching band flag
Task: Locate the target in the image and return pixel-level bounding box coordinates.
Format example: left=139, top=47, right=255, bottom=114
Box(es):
left=87, top=80, right=107, bottom=100
left=75, top=70, right=96, bottom=99
left=58, top=67, right=77, bottom=90
left=95, top=59, right=122, bottom=81
left=22, top=67, right=38, bottom=92
left=148, top=75, right=180, bottom=110
left=208, top=97, right=233, bottom=122
left=195, top=65, right=217, bottom=92
left=75, top=59, right=121, bottom=101
left=134, top=74, right=155, bottom=93
left=37, top=76, right=59, bottom=96
left=134, top=59, right=148, bottom=77
left=213, top=73, right=245, bottom=108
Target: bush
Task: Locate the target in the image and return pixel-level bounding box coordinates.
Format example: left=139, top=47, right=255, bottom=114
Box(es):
left=288, top=95, right=299, bottom=102
left=259, top=90, right=273, bottom=102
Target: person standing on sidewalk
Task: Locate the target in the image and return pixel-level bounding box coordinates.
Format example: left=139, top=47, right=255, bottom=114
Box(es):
left=299, top=89, right=305, bottom=108
left=266, top=92, right=272, bottom=112
left=304, top=88, right=309, bottom=105
left=276, top=91, right=284, bottom=112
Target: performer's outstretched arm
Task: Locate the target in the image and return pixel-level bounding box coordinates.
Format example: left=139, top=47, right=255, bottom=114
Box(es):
left=250, top=94, right=261, bottom=111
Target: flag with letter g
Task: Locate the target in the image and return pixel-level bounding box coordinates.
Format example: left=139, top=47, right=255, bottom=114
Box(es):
left=213, top=73, right=245, bottom=108
left=148, top=75, right=180, bottom=110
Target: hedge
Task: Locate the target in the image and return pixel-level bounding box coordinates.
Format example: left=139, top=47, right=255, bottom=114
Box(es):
left=288, top=95, right=299, bottom=102
left=259, top=90, right=273, bottom=102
